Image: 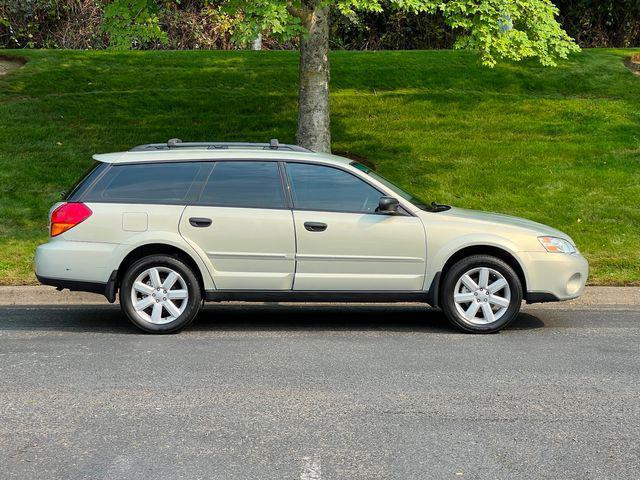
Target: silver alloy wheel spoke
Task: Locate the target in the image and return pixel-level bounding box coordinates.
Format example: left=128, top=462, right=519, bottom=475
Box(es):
left=130, top=266, right=189, bottom=325
left=481, top=302, right=496, bottom=323
left=460, top=275, right=479, bottom=291
left=151, top=303, right=163, bottom=323
left=465, top=302, right=480, bottom=320
left=488, top=278, right=507, bottom=294
left=478, top=268, right=489, bottom=288
left=149, top=268, right=162, bottom=288
left=163, top=271, right=179, bottom=290
left=134, top=296, right=155, bottom=311
left=453, top=266, right=511, bottom=325
left=168, top=289, right=187, bottom=300
left=164, top=299, right=181, bottom=318
left=489, top=295, right=510, bottom=308
left=133, top=281, right=154, bottom=295
left=454, top=292, right=475, bottom=303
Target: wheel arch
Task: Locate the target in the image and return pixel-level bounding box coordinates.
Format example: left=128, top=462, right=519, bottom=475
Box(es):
left=116, top=243, right=206, bottom=297
left=433, top=244, right=528, bottom=307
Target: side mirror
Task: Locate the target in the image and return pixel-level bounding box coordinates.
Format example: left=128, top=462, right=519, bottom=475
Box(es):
left=377, top=196, right=400, bottom=214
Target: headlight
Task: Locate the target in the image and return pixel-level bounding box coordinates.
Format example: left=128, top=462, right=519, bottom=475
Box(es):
left=538, top=236, right=577, bottom=254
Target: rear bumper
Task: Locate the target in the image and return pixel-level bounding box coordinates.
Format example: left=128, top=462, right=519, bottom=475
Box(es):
left=35, top=240, right=120, bottom=302
left=36, top=271, right=118, bottom=302
left=521, top=251, right=589, bottom=303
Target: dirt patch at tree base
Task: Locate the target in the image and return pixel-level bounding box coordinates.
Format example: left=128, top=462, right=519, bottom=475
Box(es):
left=625, top=54, right=640, bottom=76
left=0, top=57, right=26, bottom=76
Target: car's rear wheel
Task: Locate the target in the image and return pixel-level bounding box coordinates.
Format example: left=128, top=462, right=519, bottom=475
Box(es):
left=441, top=255, right=523, bottom=333
left=120, top=254, right=201, bottom=333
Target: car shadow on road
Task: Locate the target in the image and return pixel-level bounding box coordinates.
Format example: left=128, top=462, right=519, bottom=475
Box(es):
left=193, top=304, right=545, bottom=334
left=0, top=304, right=544, bottom=334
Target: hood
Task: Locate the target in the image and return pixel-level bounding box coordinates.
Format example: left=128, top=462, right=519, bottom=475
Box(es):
left=430, top=207, right=573, bottom=243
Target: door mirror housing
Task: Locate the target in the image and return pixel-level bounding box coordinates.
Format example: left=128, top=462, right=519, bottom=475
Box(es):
left=377, top=196, right=400, bottom=214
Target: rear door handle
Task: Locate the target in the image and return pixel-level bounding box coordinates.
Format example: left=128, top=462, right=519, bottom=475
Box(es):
left=189, top=217, right=212, bottom=228
left=304, top=222, right=327, bottom=232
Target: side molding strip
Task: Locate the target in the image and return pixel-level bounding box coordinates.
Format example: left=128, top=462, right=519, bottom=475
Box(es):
left=205, top=290, right=430, bottom=303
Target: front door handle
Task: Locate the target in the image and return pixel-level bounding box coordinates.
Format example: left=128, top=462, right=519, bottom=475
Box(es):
left=304, top=222, right=327, bottom=232
left=189, top=217, right=212, bottom=228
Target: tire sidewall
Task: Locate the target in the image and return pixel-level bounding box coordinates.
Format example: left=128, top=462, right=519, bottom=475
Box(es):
left=120, top=255, right=201, bottom=334
left=442, top=255, right=523, bottom=333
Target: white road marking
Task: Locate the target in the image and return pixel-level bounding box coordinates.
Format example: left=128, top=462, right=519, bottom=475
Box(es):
left=300, top=454, right=321, bottom=480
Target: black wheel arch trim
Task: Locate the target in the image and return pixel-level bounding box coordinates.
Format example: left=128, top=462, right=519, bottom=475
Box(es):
left=425, top=271, right=441, bottom=308
left=436, top=245, right=529, bottom=304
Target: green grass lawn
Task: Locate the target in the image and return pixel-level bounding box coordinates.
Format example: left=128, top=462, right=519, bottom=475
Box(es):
left=0, top=48, right=639, bottom=285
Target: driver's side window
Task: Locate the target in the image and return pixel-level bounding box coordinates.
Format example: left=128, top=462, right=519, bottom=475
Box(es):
left=285, top=162, right=382, bottom=213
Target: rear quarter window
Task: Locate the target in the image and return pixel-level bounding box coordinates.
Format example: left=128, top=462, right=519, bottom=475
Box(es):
left=82, top=162, right=204, bottom=204
left=65, top=162, right=108, bottom=201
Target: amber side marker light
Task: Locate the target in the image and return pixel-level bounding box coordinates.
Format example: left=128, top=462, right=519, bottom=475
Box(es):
left=50, top=202, right=92, bottom=237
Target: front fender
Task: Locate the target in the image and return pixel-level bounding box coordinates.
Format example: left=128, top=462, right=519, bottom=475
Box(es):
left=424, top=233, right=530, bottom=292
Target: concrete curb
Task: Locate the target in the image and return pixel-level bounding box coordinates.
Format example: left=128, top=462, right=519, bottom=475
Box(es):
left=0, top=285, right=638, bottom=307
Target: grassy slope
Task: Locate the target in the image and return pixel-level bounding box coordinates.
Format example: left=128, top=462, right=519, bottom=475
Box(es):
left=0, top=48, right=638, bottom=285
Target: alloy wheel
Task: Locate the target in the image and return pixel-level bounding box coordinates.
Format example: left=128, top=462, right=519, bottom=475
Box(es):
left=453, top=266, right=511, bottom=325
left=130, top=267, right=189, bottom=325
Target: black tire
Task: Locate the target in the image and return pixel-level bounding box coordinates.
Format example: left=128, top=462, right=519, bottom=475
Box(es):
left=441, top=255, right=523, bottom=333
left=120, top=254, right=202, bottom=334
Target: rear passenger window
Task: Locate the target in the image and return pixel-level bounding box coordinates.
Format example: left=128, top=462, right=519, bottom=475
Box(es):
left=84, top=163, right=202, bottom=203
left=199, top=161, right=285, bottom=209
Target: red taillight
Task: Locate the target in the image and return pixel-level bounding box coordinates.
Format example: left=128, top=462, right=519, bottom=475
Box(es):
left=50, top=202, right=92, bottom=237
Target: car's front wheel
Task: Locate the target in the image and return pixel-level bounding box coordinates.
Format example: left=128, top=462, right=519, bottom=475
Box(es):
left=441, top=255, right=523, bottom=333
left=120, top=254, right=202, bottom=333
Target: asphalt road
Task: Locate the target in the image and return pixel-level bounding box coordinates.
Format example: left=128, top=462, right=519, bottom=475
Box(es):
left=1, top=303, right=639, bottom=479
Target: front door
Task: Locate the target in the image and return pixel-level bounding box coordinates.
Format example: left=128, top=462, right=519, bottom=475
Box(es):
left=179, top=161, right=295, bottom=290
left=284, top=162, right=427, bottom=291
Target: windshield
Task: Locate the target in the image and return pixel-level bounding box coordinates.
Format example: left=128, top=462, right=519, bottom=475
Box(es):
left=350, top=161, right=437, bottom=211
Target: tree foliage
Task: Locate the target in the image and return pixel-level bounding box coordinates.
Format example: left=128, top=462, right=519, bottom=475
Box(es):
left=1, top=1, right=637, bottom=51
left=223, top=0, right=579, bottom=66
left=103, top=0, right=167, bottom=49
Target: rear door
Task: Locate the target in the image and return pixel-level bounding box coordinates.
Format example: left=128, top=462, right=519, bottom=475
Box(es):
left=179, top=161, right=296, bottom=290
left=285, top=162, right=427, bottom=291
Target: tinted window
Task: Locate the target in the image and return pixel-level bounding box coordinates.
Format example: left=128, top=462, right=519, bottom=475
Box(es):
left=199, top=161, right=285, bottom=209
left=286, top=163, right=382, bottom=213
left=66, top=161, right=108, bottom=201
left=85, top=163, right=201, bottom=203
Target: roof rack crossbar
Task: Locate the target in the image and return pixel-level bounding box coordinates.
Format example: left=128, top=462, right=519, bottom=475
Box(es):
left=130, top=138, right=312, bottom=153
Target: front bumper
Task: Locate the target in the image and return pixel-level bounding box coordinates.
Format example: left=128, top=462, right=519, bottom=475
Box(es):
left=520, top=251, right=589, bottom=303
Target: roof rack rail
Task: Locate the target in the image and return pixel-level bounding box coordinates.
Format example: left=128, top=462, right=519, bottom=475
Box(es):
left=130, top=138, right=312, bottom=153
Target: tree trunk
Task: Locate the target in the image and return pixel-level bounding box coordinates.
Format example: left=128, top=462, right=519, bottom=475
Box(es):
left=251, top=33, right=262, bottom=50
left=296, top=6, right=331, bottom=153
